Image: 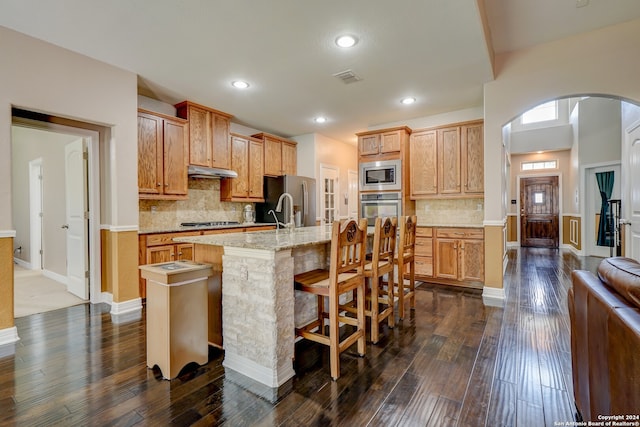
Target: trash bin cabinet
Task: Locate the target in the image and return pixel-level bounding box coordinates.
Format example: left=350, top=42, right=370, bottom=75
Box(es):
left=139, top=261, right=213, bottom=380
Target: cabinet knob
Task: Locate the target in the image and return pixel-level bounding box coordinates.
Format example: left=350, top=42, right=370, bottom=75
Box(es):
left=157, top=183, right=162, bottom=187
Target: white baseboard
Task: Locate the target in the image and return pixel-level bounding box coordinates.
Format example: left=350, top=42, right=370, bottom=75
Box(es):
left=506, top=242, right=519, bottom=248
left=13, top=258, right=31, bottom=269
left=223, top=351, right=295, bottom=388
left=483, top=286, right=505, bottom=301
left=0, top=326, right=20, bottom=346
left=101, top=292, right=113, bottom=305
left=110, top=297, right=142, bottom=315
left=110, top=297, right=143, bottom=324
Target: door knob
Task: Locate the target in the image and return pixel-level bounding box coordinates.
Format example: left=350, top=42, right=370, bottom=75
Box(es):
left=620, top=219, right=632, bottom=225
left=61, top=224, right=69, bottom=229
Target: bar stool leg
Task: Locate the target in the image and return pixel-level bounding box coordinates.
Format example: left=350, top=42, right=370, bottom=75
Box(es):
left=370, top=275, right=380, bottom=344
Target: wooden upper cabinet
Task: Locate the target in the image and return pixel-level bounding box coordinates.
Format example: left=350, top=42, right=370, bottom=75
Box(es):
left=281, top=141, right=297, bottom=176
left=220, top=134, right=264, bottom=202
left=137, top=109, right=188, bottom=199
left=438, top=126, right=461, bottom=195
left=184, top=104, right=211, bottom=166
left=462, top=123, right=484, bottom=195
left=211, top=113, right=231, bottom=169
left=248, top=138, right=265, bottom=198
left=263, top=136, right=282, bottom=176
left=359, top=134, right=380, bottom=156
left=410, top=130, right=438, bottom=197
left=357, top=127, right=410, bottom=159
left=175, top=101, right=233, bottom=170
left=138, top=112, right=163, bottom=195
left=409, top=120, right=483, bottom=199
left=252, top=132, right=297, bottom=177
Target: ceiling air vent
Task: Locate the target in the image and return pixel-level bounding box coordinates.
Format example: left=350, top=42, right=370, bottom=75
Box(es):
left=333, top=69, right=362, bottom=84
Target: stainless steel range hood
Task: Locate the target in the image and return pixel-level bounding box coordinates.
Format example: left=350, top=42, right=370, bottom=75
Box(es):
left=188, top=165, right=238, bottom=179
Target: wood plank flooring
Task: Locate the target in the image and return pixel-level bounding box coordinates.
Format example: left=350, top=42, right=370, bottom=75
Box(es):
left=0, top=248, right=602, bottom=426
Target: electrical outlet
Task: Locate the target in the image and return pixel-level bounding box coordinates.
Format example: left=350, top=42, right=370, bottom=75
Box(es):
left=150, top=205, right=157, bottom=214
left=477, top=203, right=483, bottom=211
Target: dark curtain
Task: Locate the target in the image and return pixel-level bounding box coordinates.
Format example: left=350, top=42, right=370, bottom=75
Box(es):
left=596, top=171, right=615, bottom=247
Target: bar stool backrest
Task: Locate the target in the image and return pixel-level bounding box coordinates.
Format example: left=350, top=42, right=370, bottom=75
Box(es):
left=330, top=218, right=368, bottom=279
left=398, top=215, right=417, bottom=261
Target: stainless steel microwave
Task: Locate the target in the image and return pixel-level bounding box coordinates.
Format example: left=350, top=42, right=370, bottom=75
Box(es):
left=359, top=159, right=402, bottom=192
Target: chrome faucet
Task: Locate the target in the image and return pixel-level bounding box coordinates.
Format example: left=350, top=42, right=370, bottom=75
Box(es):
left=275, top=192, right=296, bottom=231
left=267, top=209, right=286, bottom=230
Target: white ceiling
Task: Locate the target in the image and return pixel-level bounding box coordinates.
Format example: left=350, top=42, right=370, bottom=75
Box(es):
left=1, top=0, right=640, bottom=144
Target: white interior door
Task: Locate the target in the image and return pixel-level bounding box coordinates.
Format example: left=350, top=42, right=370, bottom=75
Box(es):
left=347, top=169, right=358, bottom=219
left=65, top=139, right=89, bottom=300
left=320, top=164, right=339, bottom=224
left=29, top=158, right=43, bottom=270
left=625, top=120, right=640, bottom=260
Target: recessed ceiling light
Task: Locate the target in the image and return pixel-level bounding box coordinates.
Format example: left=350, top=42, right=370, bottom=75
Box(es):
left=335, top=35, right=358, bottom=48
left=314, top=116, right=327, bottom=124
left=401, top=97, right=416, bottom=105
left=231, top=80, right=249, bottom=89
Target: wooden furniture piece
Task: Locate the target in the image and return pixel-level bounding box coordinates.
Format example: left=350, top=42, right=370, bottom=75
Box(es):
left=137, top=109, right=188, bottom=200
left=251, top=132, right=297, bottom=176
left=293, top=219, right=368, bottom=380
left=410, top=120, right=484, bottom=199
left=356, top=126, right=411, bottom=160
left=395, top=215, right=417, bottom=319
left=433, top=227, right=484, bottom=286
left=359, top=216, right=398, bottom=344
left=175, top=101, right=233, bottom=170
left=220, top=133, right=264, bottom=202
left=140, top=261, right=212, bottom=380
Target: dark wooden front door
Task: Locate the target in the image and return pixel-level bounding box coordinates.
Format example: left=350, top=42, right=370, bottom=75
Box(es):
left=520, top=176, right=559, bottom=248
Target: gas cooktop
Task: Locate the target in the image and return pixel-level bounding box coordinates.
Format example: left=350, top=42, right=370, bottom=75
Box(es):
left=180, top=221, right=241, bottom=227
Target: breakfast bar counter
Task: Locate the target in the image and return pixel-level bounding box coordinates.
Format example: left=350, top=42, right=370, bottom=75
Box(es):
left=174, top=225, right=336, bottom=390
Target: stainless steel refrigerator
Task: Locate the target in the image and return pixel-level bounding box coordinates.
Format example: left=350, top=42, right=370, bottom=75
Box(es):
left=256, top=175, right=317, bottom=227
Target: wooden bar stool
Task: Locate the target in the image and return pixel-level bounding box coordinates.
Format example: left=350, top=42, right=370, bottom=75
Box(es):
left=395, top=215, right=417, bottom=319
left=293, top=218, right=368, bottom=380
left=343, top=217, right=397, bottom=343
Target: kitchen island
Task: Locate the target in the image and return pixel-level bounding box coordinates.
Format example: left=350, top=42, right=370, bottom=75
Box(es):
left=174, top=225, right=338, bottom=391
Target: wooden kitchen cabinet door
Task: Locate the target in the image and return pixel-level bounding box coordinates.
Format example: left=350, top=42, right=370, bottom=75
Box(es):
left=175, top=243, right=194, bottom=261
left=437, top=126, right=461, bottom=195
left=162, top=119, right=188, bottom=196
left=248, top=138, right=264, bottom=199
left=211, top=113, right=231, bottom=170
left=459, top=238, right=484, bottom=282
left=435, top=238, right=458, bottom=280
left=185, top=104, right=211, bottom=167
left=380, top=130, right=402, bottom=153
left=410, top=130, right=438, bottom=197
left=462, top=123, right=484, bottom=195
left=282, top=141, right=297, bottom=175
left=146, top=245, right=174, bottom=264
left=359, top=134, right=380, bottom=156
left=263, top=136, right=282, bottom=176
left=230, top=135, right=249, bottom=197
left=137, top=112, right=163, bottom=195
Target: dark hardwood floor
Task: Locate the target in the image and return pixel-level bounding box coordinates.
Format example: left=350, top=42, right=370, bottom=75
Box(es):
left=0, top=248, right=602, bottom=426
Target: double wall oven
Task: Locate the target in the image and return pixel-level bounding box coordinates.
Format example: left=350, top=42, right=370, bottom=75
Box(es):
left=358, top=159, right=403, bottom=225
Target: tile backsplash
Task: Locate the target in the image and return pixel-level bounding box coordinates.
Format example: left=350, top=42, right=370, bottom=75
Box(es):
left=139, top=179, right=247, bottom=229
left=416, top=198, right=484, bottom=225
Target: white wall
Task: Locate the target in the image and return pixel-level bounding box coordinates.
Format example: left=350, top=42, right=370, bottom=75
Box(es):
left=371, top=106, right=483, bottom=133
left=11, top=126, right=77, bottom=274
left=484, top=18, right=640, bottom=223
left=0, top=26, right=139, bottom=230
left=510, top=124, right=573, bottom=154
left=576, top=97, right=622, bottom=165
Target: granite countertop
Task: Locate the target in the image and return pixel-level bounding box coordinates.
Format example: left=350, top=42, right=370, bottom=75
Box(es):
left=139, top=222, right=274, bottom=235
left=174, top=225, right=376, bottom=251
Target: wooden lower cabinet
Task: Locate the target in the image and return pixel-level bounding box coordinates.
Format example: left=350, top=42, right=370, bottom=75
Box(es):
left=414, top=226, right=484, bottom=288
left=138, top=225, right=276, bottom=347
left=433, top=227, right=484, bottom=288
left=414, top=227, right=433, bottom=277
